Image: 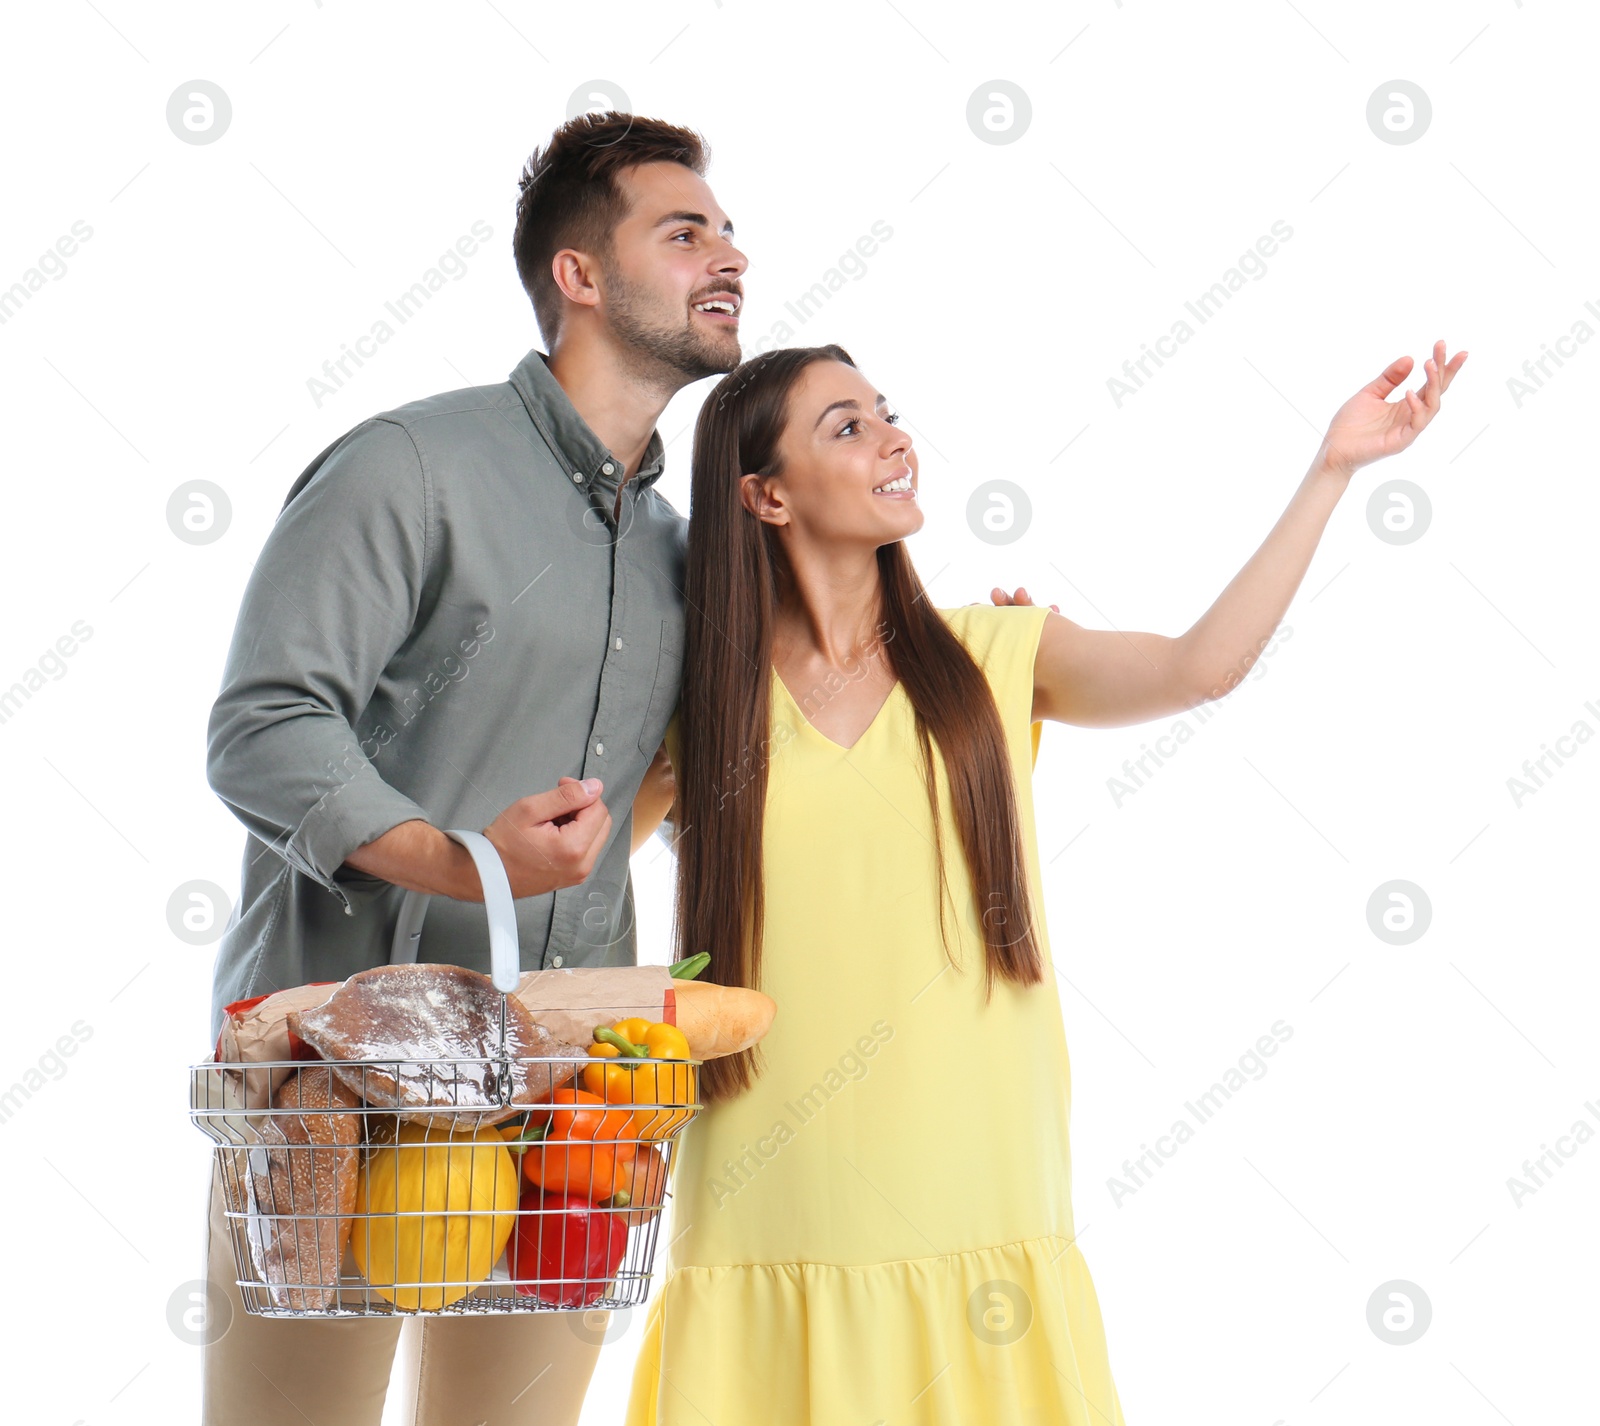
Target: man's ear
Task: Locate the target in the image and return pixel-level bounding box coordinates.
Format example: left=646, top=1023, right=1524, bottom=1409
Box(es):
left=738, top=472, right=788, bottom=527
left=550, top=249, right=603, bottom=312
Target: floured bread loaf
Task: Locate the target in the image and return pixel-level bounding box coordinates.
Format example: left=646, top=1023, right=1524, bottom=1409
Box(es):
left=289, top=963, right=587, bottom=1127
left=245, top=1064, right=361, bottom=1311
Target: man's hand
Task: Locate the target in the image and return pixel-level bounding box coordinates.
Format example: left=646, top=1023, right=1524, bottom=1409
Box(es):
left=989, top=586, right=1059, bottom=612
left=483, top=777, right=613, bottom=898
left=344, top=778, right=612, bottom=901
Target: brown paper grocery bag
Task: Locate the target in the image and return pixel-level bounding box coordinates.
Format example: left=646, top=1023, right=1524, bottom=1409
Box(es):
left=214, top=982, right=341, bottom=1104
left=511, top=964, right=677, bottom=1048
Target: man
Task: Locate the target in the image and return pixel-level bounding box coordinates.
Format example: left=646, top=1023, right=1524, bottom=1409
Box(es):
left=203, top=112, right=746, bottom=1426
left=203, top=109, right=1037, bottom=1424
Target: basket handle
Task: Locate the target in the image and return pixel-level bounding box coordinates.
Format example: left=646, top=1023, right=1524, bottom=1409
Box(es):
left=388, top=828, right=521, bottom=993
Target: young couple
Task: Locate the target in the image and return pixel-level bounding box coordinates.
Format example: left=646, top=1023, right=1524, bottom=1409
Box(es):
left=203, top=111, right=1463, bottom=1425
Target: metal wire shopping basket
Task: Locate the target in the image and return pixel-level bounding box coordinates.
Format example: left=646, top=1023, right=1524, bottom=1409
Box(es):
left=190, top=829, right=701, bottom=1318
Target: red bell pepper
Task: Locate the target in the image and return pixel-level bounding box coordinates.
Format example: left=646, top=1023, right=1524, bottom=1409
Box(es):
left=505, top=1186, right=628, bottom=1308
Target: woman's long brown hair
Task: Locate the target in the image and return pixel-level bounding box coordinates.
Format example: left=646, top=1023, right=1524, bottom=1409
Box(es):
left=679, top=345, right=1045, bottom=1104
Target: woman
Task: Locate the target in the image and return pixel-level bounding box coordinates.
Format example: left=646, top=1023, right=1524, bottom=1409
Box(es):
left=625, top=340, right=1464, bottom=1423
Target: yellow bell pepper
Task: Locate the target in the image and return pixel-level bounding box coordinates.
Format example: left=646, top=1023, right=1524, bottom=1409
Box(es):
left=610, top=1017, right=656, bottom=1044
left=581, top=1018, right=697, bottom=1140
left=581, top=1039, right=635, bottom=1105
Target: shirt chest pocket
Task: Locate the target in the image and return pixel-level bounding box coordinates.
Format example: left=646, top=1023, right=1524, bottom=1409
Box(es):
left=637, top=618, right=685, bottom=756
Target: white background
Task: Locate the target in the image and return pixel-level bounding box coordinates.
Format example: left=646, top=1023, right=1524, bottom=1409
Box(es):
left=0, top=1, right=1594, bottom=1422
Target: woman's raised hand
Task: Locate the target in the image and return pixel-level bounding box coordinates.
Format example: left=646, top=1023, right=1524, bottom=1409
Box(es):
left=1317, top=339, right=1467, bottom=478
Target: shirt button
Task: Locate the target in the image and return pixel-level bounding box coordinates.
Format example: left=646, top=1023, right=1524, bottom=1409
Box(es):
left=572, top=472, right=583, bottom=484
left=595, top=741, right=605, bottom=755
left=552, top=955, right=563, bottom=968
left=613, top=636, right=622, bottom=650
left=601, top=461, right=615, bottom=475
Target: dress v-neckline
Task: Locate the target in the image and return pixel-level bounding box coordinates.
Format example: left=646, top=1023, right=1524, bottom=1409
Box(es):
left=771, top=665, right=902, bottom=752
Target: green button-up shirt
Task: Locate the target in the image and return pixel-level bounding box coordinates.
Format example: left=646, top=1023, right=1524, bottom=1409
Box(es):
left=205, top=348, right=686, bottom=1037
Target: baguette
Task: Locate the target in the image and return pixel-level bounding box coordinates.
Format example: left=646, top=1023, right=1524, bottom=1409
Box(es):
left=669, top=979, right=776, bottom=1059
left=245, top=1065, right=362, bottom=1311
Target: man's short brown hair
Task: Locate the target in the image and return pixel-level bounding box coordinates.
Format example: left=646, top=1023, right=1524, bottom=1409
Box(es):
left=513, top=113, right=711, bottom=348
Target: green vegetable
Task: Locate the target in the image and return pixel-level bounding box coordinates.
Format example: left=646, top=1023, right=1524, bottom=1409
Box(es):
left=668, top=952, right=710, bottom=980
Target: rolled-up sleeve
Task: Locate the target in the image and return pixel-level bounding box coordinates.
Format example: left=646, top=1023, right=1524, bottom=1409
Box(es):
left=206, top=417, right=433, bottom=902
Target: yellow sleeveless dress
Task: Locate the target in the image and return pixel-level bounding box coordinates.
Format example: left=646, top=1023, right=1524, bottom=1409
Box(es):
left=625, top=603, right=1125, bottom=1425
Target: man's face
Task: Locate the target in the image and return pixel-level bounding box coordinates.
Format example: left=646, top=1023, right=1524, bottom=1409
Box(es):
left=599, top=161, right=748, bottom=381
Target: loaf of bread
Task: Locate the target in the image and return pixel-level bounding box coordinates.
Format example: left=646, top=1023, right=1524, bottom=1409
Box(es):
left=245, top=1065, right=361, bottom=1311
left=670, top=979, right=776, bottom=1058
left=289, top=964, right=589, bottom=1127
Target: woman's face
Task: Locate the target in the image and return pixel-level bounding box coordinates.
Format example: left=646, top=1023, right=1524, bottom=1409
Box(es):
left=742, top=359, right=923, bottom=548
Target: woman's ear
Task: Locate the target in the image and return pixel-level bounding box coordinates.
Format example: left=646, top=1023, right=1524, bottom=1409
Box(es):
left=738, top=472, right=788, bottom=527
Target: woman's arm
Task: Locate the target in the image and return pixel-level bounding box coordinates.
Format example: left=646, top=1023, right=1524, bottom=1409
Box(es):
left=630, top=738, right=677, bottom=854
left=1028, top=457, right=1344, bottom=727
left=1030, top=341, right=1467, bottom=729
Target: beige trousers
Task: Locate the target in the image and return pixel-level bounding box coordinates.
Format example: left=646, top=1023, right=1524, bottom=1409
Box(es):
left=200, top=1122, right=607, bottom=1425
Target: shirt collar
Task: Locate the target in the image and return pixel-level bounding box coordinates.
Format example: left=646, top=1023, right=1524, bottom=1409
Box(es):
left=508, top=347, right=666, bottom=495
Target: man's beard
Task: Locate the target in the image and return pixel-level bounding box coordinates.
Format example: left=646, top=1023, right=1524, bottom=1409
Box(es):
left=604, top=267, right=741, bottom=384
